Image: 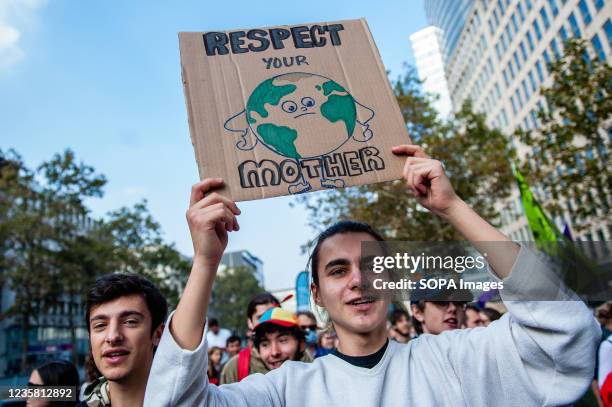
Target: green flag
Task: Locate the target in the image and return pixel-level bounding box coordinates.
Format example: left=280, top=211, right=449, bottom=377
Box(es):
left=513, top=166, right=562, bottom=243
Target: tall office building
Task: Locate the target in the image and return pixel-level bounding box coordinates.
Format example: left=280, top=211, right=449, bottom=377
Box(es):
left=410, top=26, right=454, bottom=118
left=423, top=0, right=611, bottom=241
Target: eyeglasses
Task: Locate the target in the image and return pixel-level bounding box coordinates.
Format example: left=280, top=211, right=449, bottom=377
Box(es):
left=300, top=324, right=317, bottom=331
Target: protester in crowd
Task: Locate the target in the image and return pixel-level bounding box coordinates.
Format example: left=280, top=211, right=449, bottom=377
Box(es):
left=207, top=347, right=223, bottom=386
left=388, top=308, right=414, bottom=343
left=597, top=302, right=612, bottom=406
left=252, top=308, right=307, bottom=370
left=145, top=144, right=600, bottom=406
left=225, top=335, right=242, bottom=359
left=410, top=299, right=467, bottom=335
left=205, top=319, right=232, bottom=351
left=219, top=292, right=285, bottom=384
left=82, top=273, right=166, bottom=407
left=480, top=307, right=503, bottom=326
left=28, top=359, right=80, bottom=407
left=296, top=310, right=318, bottom=357
left=463, top=304, right=484, bottom=328
left=314, top=327, right=337, bottom=358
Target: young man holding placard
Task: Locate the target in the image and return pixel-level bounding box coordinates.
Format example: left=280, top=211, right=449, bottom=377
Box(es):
left=144, top=144, right=599, bottom=406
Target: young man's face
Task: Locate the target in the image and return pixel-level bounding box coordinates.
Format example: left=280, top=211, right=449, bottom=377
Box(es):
left=412, top=301, right=465, bottom=335
left=312, top=232, right=388, bottom=337
left=89, top=294, right=162, bottom=384
left=248, top=302, right=276, bottom=330
left=226, top=340, right=241, bottom=357
left=465, top=308, right=484, bottom=328
left=257, top=330, right=302, bottom=370
left=394, top=314, right=412, bottom=335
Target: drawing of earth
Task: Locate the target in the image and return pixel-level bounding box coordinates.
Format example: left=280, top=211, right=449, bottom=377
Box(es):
left=245, top=73, right=357, bottom=160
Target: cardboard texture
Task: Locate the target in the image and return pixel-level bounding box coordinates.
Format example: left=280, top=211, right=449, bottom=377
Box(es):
left=179, top=18, right=411, bottom=201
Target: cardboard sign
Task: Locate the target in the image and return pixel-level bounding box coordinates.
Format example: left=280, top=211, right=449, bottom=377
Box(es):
left=179, top=19, right=410, bottom=201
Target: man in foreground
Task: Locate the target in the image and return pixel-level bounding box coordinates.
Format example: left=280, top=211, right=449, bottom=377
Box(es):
left=82, top=273, right=167, bottom=407
left=145, top=144, right=600, bottom=406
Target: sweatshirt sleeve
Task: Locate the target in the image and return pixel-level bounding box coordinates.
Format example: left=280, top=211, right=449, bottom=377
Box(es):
left=144, top=313, right=285, bottom=407
left=430, top=245, right=601, bottom=406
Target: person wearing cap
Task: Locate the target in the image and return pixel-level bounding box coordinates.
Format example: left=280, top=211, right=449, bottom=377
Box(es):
left=409, top=284, right=472, bottom=335
left=251, top=308, right=310, bottom=370
left=145, top=144, right=600, bottom=406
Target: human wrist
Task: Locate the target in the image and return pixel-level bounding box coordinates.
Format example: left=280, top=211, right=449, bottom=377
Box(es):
left=192, top=253, right=221, bottom=272
left=438, top=197, right=468, bottom=221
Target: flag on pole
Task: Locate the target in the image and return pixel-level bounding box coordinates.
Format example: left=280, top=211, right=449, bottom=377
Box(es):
left=512, top=165, right=563, bottom=244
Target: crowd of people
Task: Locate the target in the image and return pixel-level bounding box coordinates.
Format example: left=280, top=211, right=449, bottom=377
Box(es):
left=18, top=144, right=610, bottom=407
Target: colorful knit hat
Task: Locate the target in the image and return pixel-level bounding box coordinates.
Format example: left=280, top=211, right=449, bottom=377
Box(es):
left=254, top=307, right=298, bottom=330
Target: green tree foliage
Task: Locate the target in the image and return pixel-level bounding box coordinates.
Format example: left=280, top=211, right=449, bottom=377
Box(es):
left=210, top=266, right=263, bottom=336
left=0, top=149, right=188, bottom=373
left=516, top=39, right=611, bottom=231
left=295, top=69, right=515, bottom=241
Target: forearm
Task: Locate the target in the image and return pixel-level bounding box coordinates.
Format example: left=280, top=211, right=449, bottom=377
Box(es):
left=171, top=256, right=217, bottom=350
left=442, top=199, right=519, bottom=279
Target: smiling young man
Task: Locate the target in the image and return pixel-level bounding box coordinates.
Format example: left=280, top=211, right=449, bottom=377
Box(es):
left=82, top=273, right=167, bottom=407
left=252, top=308, right=306, bottom=370
left=145, top=144, right=600, bottom=406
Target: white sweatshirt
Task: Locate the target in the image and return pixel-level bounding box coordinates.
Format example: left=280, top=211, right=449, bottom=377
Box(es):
left=144, top=246, right=600, bottom=407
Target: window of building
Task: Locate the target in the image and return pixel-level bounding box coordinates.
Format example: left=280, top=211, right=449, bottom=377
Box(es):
left=533, top=19, right=543, bottom=40
left=604, top=19, right=612, bottom=48
left=528, top=70, right=537, bottom=91
left=516, top=87, right=524, bottom=108
left=501, top=107, right=509, bottom=126
left=592, top=0, right=604, bottom=11
left=548, top=0, right=559, bottom=16
left=512, top=13, right=520, bottom=32
left=559, top=26, right=568, bottom=43
left=540, top=7, right=551, bottom=29
left=525, top=0, right=533, bottom=10
left=536, top=59, right=545, bottom=81
left=568, top=12, right=582, bottom=37
left=493, top=9, right=500, bottom=26
left=489, top=19, right=495, bottom=35
left=526, top=30, right=535, bottom=50
left=506, top=24, right=513, bottom=42
left=495, top=42, right=502, bottom=60
left=498, top=0, right=506, bottom=15
left=503, top=68, right=510, bottom=87
left=523, top=116, right=531, bottom=130
left=511, top=95, right=518, bottom=114
left=519, top=41, right=528, bottom=61
left=530, top=109, right=539, bottom=128
left=508, top=60, right=516, bottom=78
left=578, top=0, right=592, bottom=26
left=591, top=34, right=606, bottom=60
left=495, top=82, right=501, bottom=99
left=522, top=79, right=530, bottom=101
left=543, top=50, right=552, bottom=72
left=513, top=51, right=521, bottom=70
left=517, top=2, right=526, bottom=21
left=551, top=38, right=561, bottom=59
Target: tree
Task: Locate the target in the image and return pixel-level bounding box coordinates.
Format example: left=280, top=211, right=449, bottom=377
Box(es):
left=0, top=149, right=106, bottom=372
left=295, top=69, right=515, bottom=241
left=210, top=266, right=264, bottom=336
left=0, top=149, right=189, bottom=373
left=516, top=39, right=611, bottom=231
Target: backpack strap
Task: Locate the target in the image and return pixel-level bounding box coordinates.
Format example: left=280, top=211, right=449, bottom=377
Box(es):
left=237, top=347, right=251, bottom=381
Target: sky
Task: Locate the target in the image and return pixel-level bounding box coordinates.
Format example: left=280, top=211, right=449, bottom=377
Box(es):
left=0, top=0, right=428, bottom=291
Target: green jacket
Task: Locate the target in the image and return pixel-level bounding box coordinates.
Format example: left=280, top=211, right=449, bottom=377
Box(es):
left=220, top=347, right=313, bottom=384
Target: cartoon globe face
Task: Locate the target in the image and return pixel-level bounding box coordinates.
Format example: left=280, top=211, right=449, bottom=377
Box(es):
left=245, top=73, right=357, bottom=160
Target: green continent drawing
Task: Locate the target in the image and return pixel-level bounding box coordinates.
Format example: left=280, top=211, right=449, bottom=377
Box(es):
left=245, top=73, right=359, bottom=159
